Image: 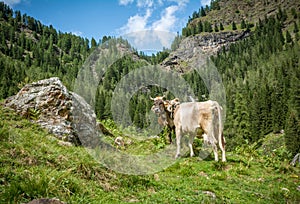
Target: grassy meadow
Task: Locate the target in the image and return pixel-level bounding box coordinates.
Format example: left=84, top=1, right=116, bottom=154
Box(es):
left=0, top=105, right=299, bottom=203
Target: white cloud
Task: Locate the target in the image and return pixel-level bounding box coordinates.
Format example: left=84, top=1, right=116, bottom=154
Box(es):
left=118, top=0, right=189, bottom=51
left=119, top=2, right=184, bottom=34
left=168, top=0, right=189, bottom=7
left=122, top=30, right=176, bottom=52
left=119, top=0, right=134, bottom=6
left=119, top=9, right=152, bottom=33
left=157, top=0, right=164, bottom=6
left=71, top=31, right=83, bottom=37
left=200, top=0, right=211, bottom=6
left=150, top=5, right=179, bottom=48
left=151, top=5, right=179, bottom=31
left=137, top=0, right=154, bottom=8
left=3, top=0, right=22, bottom=6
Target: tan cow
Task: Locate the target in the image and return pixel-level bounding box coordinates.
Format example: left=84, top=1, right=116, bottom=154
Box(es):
left=173, top=101, right=226, bottom=161
left=152, top=98, right=226, bottom=162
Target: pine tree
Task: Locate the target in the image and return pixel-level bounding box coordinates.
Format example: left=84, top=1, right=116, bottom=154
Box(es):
left=200, top=7, right=206, bottom=17
left=285, top=69, right=300, bottom=156
left=296, top=33, right=300, bottom=41
left=249, top=89, right=263, bottom=142
left=204, top=21, right=212, bottom=32
left=214, top=23, right=219, bottom=32
left=233, top=81, right=251, bottom=143
left=91, top=37, right=97, bottom=49
left=285, top=109, right=300, bottom=156
left=285, top=30, right=292, bottom=44
left=220, top=22, right=224, bottom=31
left=198, top=21, right=203, bottom=33
left=191, top=25, right=196, bottom=35
left=192, top=11, right=198, bottom=19
left=232, top=21, right=237, bottom=30
left=293, top=21, right=299, bottom=33
left=241, top=19, right=246, bottom=29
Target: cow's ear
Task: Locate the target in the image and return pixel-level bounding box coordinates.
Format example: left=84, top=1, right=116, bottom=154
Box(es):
left=167, top=105, right=173, bottom=112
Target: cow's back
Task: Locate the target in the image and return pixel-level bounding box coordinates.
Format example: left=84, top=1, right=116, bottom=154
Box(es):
left=174, top=102, right=213, bottom=133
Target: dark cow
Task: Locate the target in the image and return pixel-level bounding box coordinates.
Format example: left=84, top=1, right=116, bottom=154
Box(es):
left=151, top=96, right=176, bottom=144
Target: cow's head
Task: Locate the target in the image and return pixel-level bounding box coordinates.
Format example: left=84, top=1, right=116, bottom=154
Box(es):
left=150, top=96, right=180, bottom=114
left=150, top=95, right=165, bottom=102
left=150, top=97, right=166, bottom=114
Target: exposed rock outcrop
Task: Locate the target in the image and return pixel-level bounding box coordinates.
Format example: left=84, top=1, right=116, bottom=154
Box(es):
left=161, top=30, right=250, bottom=72
left=4, top=77, right=110, bottom=146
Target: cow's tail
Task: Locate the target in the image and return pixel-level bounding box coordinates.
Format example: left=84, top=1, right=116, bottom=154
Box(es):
left=216, top=104, right=225, bottom=148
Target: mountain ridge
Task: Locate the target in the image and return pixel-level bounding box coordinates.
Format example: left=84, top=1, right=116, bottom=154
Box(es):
left=188, top=0, right=300, bottom=29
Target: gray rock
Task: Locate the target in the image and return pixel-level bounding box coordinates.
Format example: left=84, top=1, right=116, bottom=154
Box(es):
left=4, top=77, right=109, bottom=146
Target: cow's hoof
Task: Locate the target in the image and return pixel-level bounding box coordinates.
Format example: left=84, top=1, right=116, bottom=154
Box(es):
left=175, top=154, right=180, bottom=159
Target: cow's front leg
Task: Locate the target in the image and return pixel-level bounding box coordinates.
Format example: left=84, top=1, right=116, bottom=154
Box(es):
left=168, top=130, right=173, bottom=144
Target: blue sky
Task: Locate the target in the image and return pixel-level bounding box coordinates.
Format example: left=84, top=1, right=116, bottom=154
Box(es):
left=4, top=0, right=211, bottom=51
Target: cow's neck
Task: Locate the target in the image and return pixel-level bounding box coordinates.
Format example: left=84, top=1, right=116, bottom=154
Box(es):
left=164, top=108, right=174, bottom=127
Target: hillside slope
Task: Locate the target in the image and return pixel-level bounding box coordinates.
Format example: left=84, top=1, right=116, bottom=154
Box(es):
left=0, top=105, right=299, bottom=203
left=187, top=0, right=300, bottom=31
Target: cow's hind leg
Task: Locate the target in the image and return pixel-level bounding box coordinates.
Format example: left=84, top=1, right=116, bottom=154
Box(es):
left=212, top=143, right=219, bottom=161
left=219, top=134, right=226, bottom=162
left=188, top=134, right=195, bottom=157
left=175, top=128, right=182, bottom=159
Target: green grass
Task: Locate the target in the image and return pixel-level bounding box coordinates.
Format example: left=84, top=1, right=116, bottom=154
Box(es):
left=0, top=105, right=299, bottom=203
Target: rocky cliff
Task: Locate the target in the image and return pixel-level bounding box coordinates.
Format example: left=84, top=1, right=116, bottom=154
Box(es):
left=161, top=30, right=250, bottom=73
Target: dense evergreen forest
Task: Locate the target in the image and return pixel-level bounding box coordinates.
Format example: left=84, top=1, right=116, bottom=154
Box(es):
left=0, top=2, right=299, bottom=157
left=0, top=2, right=167, bottom=97
left=213, top=14, right=300, bottom=155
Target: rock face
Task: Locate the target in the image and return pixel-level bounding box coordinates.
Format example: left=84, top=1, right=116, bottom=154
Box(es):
left=4, top=77, right=106, bottom=146
left=161, top=30, right=250, bottom=72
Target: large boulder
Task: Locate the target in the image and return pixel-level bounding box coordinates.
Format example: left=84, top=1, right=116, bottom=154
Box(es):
left=4, top=77, right=106, bottom=146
